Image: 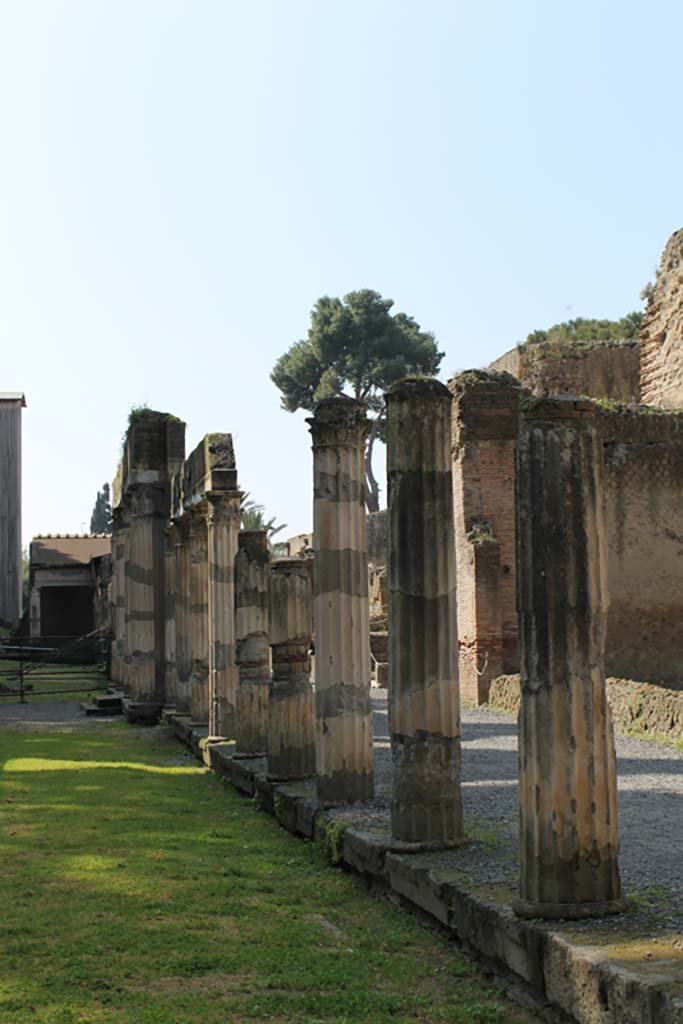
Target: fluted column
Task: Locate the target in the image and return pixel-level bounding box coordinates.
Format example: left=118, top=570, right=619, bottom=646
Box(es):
left=110, top=508, right=127, bottom=688
left=164, top=525, right=177, bottom=706
left=174, top=517, right=191, bottom=713
left=207, top=494, right=241, bottom=738
left=386, top=379, right=464, bottom=847
left=268, top=558, right=315, bottom=780
left=188, top=506, right=210, bottom=723
left=125, top=484, right=166, bottom=706
left=308, top=398, right=373, bottom=805
left=234, top=530, right=270, bottom=755
left=515, top=397, right=624, bottom=919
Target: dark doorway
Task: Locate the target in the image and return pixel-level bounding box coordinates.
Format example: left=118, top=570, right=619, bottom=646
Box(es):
left=40, top=586, right=94, bottom=638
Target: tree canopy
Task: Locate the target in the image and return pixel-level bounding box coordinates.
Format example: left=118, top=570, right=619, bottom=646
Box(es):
left=90, top=483, right=113, bottom=535
left=271, top=289, right=442, bottom=511
left=520, top=312, right=643, bottom=349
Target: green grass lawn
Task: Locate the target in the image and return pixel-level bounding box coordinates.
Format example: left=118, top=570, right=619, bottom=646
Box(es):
left=0, top=718, right=538, bottom=1024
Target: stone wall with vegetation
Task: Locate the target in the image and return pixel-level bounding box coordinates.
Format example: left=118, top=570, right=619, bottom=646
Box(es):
left=488, top=674, right=683, bottom=742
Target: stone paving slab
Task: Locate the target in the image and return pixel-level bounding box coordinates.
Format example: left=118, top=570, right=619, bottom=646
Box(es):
left=166, top=695, right=683, bottom=1024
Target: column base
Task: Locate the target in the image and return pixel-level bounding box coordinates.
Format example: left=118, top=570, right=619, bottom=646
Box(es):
left=513, top=897, right=627, bottom=921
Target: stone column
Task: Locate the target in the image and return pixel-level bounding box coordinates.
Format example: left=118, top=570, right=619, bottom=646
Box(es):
left=174, top=517, right=191, bottom=713
left=386, top=379, right=464, bottom=847
left=188, top=506, right=210, bottom=723
left=515, top=397, right=624, bottom=919
left=125, top=484, right=166, bottom=710
left=110, top=508, right=127, bottom=687
left=308, top=398, right=373, bottom=805
left=207, top=494, right=241, bottom=739
left=268, top=558, right=315, bottom=780
left=164, top=525, right=177, bottom=706
left=234, top=530, right=270, bottom=755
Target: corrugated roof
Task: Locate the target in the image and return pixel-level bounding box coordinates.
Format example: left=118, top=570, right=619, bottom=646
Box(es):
left=31, top=535, right=111, bottom=567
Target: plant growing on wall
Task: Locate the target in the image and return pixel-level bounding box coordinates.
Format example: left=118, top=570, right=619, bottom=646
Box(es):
left=271, top=290, right=443, bottom=512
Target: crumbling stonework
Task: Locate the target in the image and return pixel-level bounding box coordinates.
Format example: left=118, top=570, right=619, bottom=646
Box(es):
left=450, top=371, right=521, bottom=703
left=267, top=558, right=315, bottom=781
left=234, top=530, right=270, bottom=755
left=640, top=228, right=683, bottom=408
left=515, top=397, right=623, bottom=919
left=491, top=339, right=640, bottom=403
left=112, top=410, right=185, bottom=719
left=386, top=379, right=463, bottom=847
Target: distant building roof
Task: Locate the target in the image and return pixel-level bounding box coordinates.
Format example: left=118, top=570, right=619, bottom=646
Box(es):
left=0, top=393, right=26, bottom=406
left=30, top=534, right=111, bottom=568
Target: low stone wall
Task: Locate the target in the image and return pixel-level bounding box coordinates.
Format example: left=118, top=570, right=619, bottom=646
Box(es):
left=488, top=675, right=683, bottom=743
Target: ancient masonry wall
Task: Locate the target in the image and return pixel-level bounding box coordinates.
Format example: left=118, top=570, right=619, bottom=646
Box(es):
left=640, top=228, right=683, bottom=408
left=450, top=374, right=683, bottom=699
left=449, top=373, right=520, bottom=703
left=599, top=406, right=683, bottom=684
left=491, top=339, right=640, bottom=403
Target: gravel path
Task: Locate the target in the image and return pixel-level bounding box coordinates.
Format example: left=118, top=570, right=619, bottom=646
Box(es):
left=2, top=693, right=681, bottom=934
left=369, top=691, right=683, bottom=934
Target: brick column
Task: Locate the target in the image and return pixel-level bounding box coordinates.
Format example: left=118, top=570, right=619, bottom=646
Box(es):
left=308, top=398, right=373, bottom=805
left=164, top=525, right=177, bottom=706
left=207, top=493, right=241, bottom=738
left=173, top=517, right=191, bottom=713
left=125, top=483, right=166, bottom=715
left=386, top=379, right=464, bottom=847
left=515, top=397, right=624, bottom=919
left=267, top=558, right=315, bottom=780
left=234, top=530, right=270, bottom=755
left=188, top=506, right=209, bottom=724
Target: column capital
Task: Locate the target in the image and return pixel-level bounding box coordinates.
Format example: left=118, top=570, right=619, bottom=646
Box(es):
left=207, top=491, right=241, bottom=526
left=307, top=397, right=369, bottom=449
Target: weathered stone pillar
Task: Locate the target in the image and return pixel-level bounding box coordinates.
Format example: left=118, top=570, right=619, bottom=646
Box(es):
left=188, top=506, right=209, bottom=723
left=234, top=530, right=270, bottom=755
left=110, top=508, right=127, bottom=688
left=267, top=558, right=315, bottom=780
left=207, top=494, right=241, bottom=738
left=164, top=525, right=177, bottom=705
left=174, top=517, right=191, bottom=713
left=515, top=397, right=624, bottom=919
left=386, top=379, right=464, bottom=847
left=126, top=484, right=166, bottom=708
left=308, top=398, right=373, bottom=805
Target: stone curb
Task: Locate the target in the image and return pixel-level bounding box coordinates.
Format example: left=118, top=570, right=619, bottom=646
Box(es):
left=165, top=711, right=683, bottom=1024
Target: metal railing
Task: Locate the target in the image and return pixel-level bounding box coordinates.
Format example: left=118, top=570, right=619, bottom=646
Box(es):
left=0, top=629, right=110, bottom=702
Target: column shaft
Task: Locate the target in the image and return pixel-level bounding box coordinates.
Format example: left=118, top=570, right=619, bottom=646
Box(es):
left=308, top=398, right=373, bottom=805
left=234, top=530, right=270, bottom=754
left=164, top=526, right=177, bottom=705
left=386, top=379, right=464, bottom=846
left=126, top=485, right=165, bottom=705
left=515, top=397, right=623, bottom=919
left=188, top=507, right=209, bottom=723
left=268, top=559, right=315, bottom=780
left=174, top=518, right=191, bottom=713
left=207, top=495, right=241, bottom=738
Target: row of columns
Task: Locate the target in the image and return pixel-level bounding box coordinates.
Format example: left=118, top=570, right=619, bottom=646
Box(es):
left=111, top=385, right=623, bottom=922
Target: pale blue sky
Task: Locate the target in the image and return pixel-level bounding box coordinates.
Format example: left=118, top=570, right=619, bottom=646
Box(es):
left=1, top=0, right=680, bottom=545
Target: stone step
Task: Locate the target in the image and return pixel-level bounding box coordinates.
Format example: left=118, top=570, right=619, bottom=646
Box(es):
left=80, top=701, right=120, bottom=717
left=93, top=692, right=123, bottom=710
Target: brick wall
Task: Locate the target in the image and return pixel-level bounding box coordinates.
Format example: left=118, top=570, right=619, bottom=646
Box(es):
left=450, top=372, right=521, bottom=703
left=490, top=340, right=640, bottom=403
